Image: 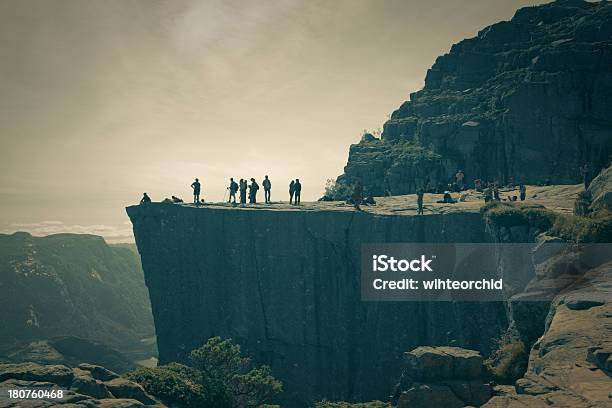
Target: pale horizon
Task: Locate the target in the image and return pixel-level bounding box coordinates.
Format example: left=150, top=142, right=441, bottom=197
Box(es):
left=0, top=0, right=544, bottom=242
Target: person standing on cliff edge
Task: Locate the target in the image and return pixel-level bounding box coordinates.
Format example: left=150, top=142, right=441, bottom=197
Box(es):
left=263, top=175, right=272, bottom=204
left=416, top=188, right=424, bottom=215
left=294, top=179, right=302, bottom=205
left=249, top=178, right=259, bottom=204
left=228, top=178, right=238, bottom=204
left=352, top=181, right=363, bottom=210
left=191, top=178, right=201, bottom=204
left=239, top=179, right=247, bottom=206
left=289, top=180, right=295, bottom=204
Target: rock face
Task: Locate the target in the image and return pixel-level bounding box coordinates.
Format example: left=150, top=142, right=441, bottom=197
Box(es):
left=0, top=233, right=156, bottom=367
left=127, top=203, right=507, bottom=407
left=393, top=346, right=492, bottom=408
left=337, top=0, right=612, bottom=196
left=0, top=362, right=163, bottom=407
left=587, top=164, right=612, bottom=212
left=483, top=261, right=612, bottom=408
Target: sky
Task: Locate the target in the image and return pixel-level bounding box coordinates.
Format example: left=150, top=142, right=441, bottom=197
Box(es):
left=0, top=0, right=544, bottom=242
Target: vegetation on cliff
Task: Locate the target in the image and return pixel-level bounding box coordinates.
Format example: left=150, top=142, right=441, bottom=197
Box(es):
left=481, top=201, right=612, bottom=243
left=127, top=336, right=282, bottom=408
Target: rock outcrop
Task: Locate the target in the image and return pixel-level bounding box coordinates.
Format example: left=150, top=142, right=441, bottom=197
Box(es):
left=337, top=0, right=612, bottom=196
left=392, top=346, right=492, bottom=408
left=483, top=261, right=612, bottom=407
left=0, top=362, right=164, bottom=407
left=127, top=203, right=507, bottom=407
left=0, top=233, right=156, bottom=367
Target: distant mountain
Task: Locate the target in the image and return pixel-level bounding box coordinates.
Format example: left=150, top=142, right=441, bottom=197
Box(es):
left=0, top=232, right=155, bottom=364
left=337, top=0, right=612, bottom=196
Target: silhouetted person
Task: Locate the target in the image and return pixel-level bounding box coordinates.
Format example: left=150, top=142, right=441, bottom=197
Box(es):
left=455, top=170, right=465, bottom=191
left=249, top=178, right=259, bottom=203
left=239, top=179, right=247, bottom=205
left=580, top=163, right=592, bottom=190
left=294, top=179, right=302, bottom=205
left=352, top=182, right=363, bottom=210
left=140, top=193, right=151, bottom=204
left=191, top=178, right=201, bottom=204
left=263, top=175, right=272, bottom=203
left=483, top=184, right=493, bottom=203
left=289, top=180, right=295, bottom=204
left=228, top=178, right=238, bottom=204
left=519, top=184, right=526, bottom=201
left=416, top=189, right=424, bottom=215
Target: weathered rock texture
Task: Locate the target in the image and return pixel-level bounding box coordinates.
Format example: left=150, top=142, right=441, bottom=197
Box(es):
left=337, top=0, right=612, bottom=196
left=393, top=346, right=492, bottom=408
left=127, top=203, right=507, bottom=407
left=483, top=261, right=612, bottom=408
left=0, top=362, right=163, bottom=407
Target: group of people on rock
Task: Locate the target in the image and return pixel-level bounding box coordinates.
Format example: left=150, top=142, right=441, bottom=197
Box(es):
left=222, top=176, right=303, bottom=206
left=141, top=177, right=303, bottom=207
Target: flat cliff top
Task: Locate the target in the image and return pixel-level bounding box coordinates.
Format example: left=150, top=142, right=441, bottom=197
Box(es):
left=129, top=184, right=582, bottom=216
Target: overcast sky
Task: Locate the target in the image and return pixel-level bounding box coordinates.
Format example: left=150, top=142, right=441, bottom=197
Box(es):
left=0, top=0, right=543, bottom=242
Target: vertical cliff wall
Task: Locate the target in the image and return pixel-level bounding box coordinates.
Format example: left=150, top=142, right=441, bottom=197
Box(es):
left=128, top=204, right=507, bottom=407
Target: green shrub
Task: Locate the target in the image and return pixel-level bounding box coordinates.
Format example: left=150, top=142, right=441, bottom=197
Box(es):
left=484, top=333, right=528, bottom=384
left=550, top=213, right=612, bottom=243
left=125, top=363, right=207, bottom=407
left=127, top=337, right=282, bottom=408
left=316, top=401, right=391, bottom=408
left=390, top=141, right=441, bottom=162
left=324, top=179, right=354, bottom=201
left=481, top=202, right=555, bottom=230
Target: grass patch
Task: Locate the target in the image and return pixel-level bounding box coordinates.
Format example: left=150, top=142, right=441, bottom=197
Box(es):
left=389, top=141, right=441, bottom=162
left=484, top=333, right=528, bottom=384
left=482, top=201, right=612, bottom=243
left=481, top=201, right=555, bottom=230
left=550, top=212, right=612, bottom=243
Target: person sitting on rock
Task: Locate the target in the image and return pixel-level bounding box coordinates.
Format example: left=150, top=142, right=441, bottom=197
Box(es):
left=191, top=178, right=201, bottom=204
left=437, top=191, right=457, bottom=204
left=294, top=179, right=302, bottom=205
left=140, top=193, right=151, bottom=204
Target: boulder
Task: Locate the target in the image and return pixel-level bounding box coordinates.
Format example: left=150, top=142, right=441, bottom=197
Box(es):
left=78, top=363, right=120, bottom=381
left=70, top=368, right=113, bottom=399
left=397, top=383, right=464, bottom=408
left=105, top=377, right=158, bottom=405
left=403, top=346, right=483, bottom=381
left=0, top=363, right=73, bottom=388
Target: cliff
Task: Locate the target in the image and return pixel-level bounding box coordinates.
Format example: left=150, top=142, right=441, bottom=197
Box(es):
left=128, top=202, right=508, bottom=406
left=0, top=232, right=156, bottom=365
left=336, top=0, right=612, bottom=196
